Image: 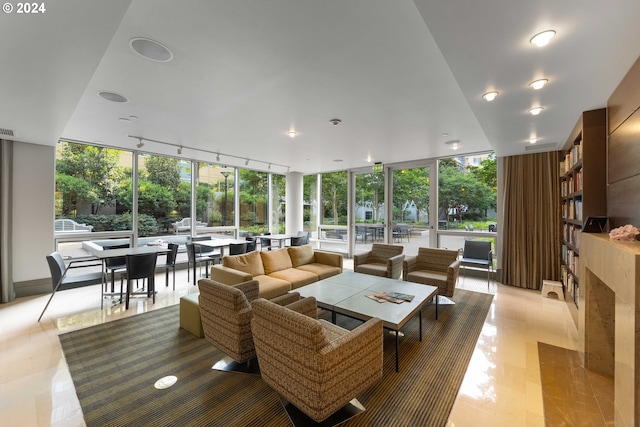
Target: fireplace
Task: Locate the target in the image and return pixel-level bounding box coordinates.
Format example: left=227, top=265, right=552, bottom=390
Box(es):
left=580, top=233, right=640, bottom=427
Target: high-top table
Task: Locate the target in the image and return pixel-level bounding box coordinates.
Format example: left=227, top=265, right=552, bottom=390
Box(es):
left=295, top=271, right=438, bottom=372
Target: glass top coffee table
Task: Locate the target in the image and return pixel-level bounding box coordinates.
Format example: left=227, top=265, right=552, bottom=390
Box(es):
left=294, top=271, right=438, bottom=372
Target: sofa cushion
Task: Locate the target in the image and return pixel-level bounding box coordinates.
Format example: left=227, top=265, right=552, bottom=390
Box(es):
left=288, top=245, right=314, bottom=267
left=269, top=268, right=318, bottom=289
left=296, top=263, right=342, bottom=280
left=355, top=263, right=388, bottom=277
left=253, top=275, right=292, bottom=300
left=406, top=270, right=447, bottom=287
left=261, top=248, right=293, bottom=275
left=223, top=250, right=265, bottom=277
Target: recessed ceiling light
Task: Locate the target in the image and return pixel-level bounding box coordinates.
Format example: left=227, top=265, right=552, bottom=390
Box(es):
left=130, top=37, right=173, bottom=62
left=333, top=159, right=343, bottom=162
left=288, top=131, right=297, bottom=138
left=530, top=30, right=556, bottom=47
left=441, top=133, right=449, bottom=137
left=97, top=91, right=128, bottom=103
left=445, top=139, right=461, bottom=150
left=529, top=79, right=548, bottom=90
left=119, top=117, right=131, bottom=123
left=529, top=137, right=538, bottom=144
left=482, top=91, right=499, bottom=101
left=529, top=107, right=544, bottom=116
left=129, top=115, right=139, bottom=120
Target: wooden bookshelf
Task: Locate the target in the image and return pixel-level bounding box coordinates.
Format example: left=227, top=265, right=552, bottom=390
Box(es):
left=559, top=108, right=607, bottom=326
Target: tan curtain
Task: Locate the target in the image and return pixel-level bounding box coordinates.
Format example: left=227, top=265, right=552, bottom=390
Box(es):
left=501, top=151, right=561, bottom=290
left=1, top=139, right=15, bottom=303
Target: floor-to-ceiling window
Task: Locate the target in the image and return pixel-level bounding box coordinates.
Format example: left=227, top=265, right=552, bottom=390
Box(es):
left=239, top=169, right=268, bottom=235
left=195, top=163, right=233, bottom=228
left=303, top=174, right=318, bottom=240
left=271, top=173, right=286, bottom=234
left=353, top=170, right=384, bottom=253
left=318, top=171, right=348, bottom=252
left=438, top=153, right=497, bottom=258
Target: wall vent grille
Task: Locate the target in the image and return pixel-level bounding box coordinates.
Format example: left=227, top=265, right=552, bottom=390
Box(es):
left=0, top=128, right=15, bottom=137
left=525, top=142, right=558, bottom=151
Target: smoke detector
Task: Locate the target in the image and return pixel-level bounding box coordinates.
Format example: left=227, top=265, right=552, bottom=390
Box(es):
left=330, top=118, right=342, bottom=126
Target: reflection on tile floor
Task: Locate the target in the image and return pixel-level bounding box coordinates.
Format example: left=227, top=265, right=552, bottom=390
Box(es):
left=538, top=342, right=614, bottom=427
left=0, top=260, right=584, bottom=427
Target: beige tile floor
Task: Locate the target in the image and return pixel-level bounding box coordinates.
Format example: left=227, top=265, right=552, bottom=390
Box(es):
left=0, top=261, right=578, bottom=427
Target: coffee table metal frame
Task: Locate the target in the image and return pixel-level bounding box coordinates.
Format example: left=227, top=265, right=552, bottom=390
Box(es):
left=295, top=271, right=438, bottom=372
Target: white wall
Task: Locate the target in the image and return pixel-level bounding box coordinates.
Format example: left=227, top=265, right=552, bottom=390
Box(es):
left=12, top=142, right=55, bottom=287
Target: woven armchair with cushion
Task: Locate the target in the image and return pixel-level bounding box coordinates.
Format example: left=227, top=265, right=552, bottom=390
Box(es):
left=354, top=243, right=404, bottom=279
left=251, top=297, right=383, bottom=423
left=197, top=278, right=300, bottom=371
left=403, top=247, right=460, bottom=298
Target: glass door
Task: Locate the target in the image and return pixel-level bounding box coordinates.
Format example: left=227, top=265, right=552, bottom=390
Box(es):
left=352, top=170, right=385, bottom=255
left=389, top=162, right=436, bottom=256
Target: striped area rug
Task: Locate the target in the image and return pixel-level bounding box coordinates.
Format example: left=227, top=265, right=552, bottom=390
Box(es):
left=59, top=289, right=492, bottom=427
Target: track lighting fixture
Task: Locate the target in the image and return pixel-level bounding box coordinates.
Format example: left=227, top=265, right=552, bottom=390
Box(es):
left=136, top=138, right=144, bottom=149
left=216, top=153, right=220, bottom=162
left=245, top=159, right=249, bottom=165
left=177, top=146, right=182, bottom=154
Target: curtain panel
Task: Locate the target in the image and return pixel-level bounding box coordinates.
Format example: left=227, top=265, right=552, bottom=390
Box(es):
left=501, top=151, right=561, bottom=290
left=1, top=139, right=15, bottom=303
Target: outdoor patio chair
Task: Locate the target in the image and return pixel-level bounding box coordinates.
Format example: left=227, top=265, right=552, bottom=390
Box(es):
left=155, top=243, right=179, bottom=290
left=120, top=252, right=158, bottom=309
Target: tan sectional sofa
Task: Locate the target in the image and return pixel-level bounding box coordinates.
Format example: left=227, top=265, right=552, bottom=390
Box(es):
left=210, top=245, right=343, bottom=299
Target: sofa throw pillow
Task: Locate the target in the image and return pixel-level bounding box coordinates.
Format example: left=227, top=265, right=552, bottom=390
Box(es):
left=223, top=250, right=265, bottom=277
left=261, top=248, right=293, bottom=275
left=288, top=244, right=314, bottom=267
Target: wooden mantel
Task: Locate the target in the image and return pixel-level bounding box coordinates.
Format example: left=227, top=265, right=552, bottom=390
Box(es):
left=580, top=233, right=640, bottom=427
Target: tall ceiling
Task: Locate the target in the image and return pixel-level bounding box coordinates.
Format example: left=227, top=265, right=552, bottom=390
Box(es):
left=1, top=0, right=639, bottom=174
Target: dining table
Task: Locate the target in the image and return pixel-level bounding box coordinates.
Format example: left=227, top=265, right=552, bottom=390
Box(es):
left=257, top=234, right=294, bottom=250
left=190, top=238, right=248, bottom=283
left=87, top=245, right=171, bottom=308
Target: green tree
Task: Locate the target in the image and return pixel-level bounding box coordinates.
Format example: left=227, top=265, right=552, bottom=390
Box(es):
left=55, top=173, right=98, bottom=217
left=439, top=166, right=492, bottom=223
left=466, top=154, right=497, bottom=211
left=356, top=172, right=384, bottom=223
left=56, top=142, right=124, bottom=214
left=143, top=155, right=181, bottom=189
left=392, top=167, right=430, bottom=223
left=117, top=178, right=176, bottom=216
left=322, top=171, right=348, bottom=225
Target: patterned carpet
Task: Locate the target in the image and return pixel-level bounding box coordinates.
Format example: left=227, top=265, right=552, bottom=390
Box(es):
left=59, top=289, right=493, bottom=427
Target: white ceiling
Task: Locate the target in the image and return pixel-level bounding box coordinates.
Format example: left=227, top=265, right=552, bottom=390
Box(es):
left=2, top=0, right=639, bottom=174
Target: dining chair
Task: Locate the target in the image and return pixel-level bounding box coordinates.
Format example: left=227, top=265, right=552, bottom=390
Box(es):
left=260, top=232, right=275, bottom=251
left=245, top=236, right=257, bottom=252
left=289, top=236, right=305, bottom=246
left=120, top=252, right=158, bottom=309
left=103, top=243, right=129, bottom=292
left=155, top=243, right=178, bottom=290
left=186, top=242, right=219, bottom=284
left=296, top=230, right=310, bottom=245
left=459, top=240, right=493, bottom=289
left=228, top=242, right=248, bottom=255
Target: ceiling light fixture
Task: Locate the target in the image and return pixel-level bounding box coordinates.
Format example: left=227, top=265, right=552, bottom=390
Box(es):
left=529, top=137, right=538, bottom=144
left=130, top=37, right=173, bottom=62
left=127, top=135, right=289, bottom=173
left=288, top=131, right=296, bottom=138
left=529, top=107, right=544, bottom=116
left=268, top=163, right=271, bottom=170
left=445, top=139, right=460, bottom=150
left=529, top=79, right=548, bottom=90
left=482, top=91, right=499, bottom=101
left=530, top=30, right=556, bottom=47
left=97, top=91, right=128, bottom=103
left=330, top=118, right=342, bottom=126
left=119, top=117, right=131, bottom=123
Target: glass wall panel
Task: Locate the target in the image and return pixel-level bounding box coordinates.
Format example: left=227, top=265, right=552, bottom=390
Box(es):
left=354, top=171, right=384, bottom=253
left=437, top=153, right=497, bottom=254
left=239, top=169, right=268, bottom=235
left=271, top=174, right=286, bottom=234
left=136, top=153, right=186, bottom=240
left=55, top=140, right=132, bottom=232
left=391, top=166, right=431, bottom=256
left=195, top=163, right=233, bottom=228
left=303, top=174, right=318, bottom=239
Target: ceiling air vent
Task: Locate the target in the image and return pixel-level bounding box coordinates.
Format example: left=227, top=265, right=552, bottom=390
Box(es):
left=0, top=128, right=15, bottom=137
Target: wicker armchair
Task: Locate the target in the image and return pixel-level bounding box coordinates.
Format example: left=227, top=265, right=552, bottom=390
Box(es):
left=354, top=243, right=404, bottom=279
left=403, top=247, right=460, bottom=298
left=251, top=297, right=383, bottom=423
left=197, top=278, right=300, bottom=371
